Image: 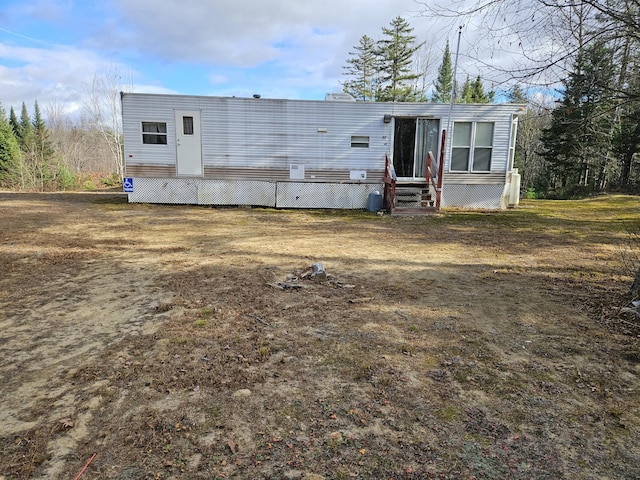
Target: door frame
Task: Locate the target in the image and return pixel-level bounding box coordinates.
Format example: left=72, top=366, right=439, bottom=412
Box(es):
left=392, top=117, right=441, bottom=181
left=175, top=110, right=203, bottom=177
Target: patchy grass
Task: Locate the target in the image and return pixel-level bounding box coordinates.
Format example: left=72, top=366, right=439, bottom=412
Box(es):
left=0, top=193, right=639, bottom=479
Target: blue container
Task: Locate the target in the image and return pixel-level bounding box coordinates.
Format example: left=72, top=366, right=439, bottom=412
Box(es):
left=367, top=191, right=383, bottom=212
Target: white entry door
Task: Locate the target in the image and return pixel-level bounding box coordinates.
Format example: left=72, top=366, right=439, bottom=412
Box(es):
left=175, top=110, right=202, bottom=176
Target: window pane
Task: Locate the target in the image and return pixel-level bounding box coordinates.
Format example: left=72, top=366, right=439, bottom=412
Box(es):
left=453, top=122, right=472, bottom=147
left=143, top=134, right=167, bottom=145
left=473, top=148, right=492, bottom=171
left=451, top=147, right=470, bottom=170
left=475, top=122, right=494, bottom=146
left=183, top=116, right=194, bottom=135
left=351, top=135, right=369, bottom=148
left=142, top=122, right=166, bottom=133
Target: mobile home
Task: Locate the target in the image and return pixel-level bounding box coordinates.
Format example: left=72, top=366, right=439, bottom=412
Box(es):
left=121, top=92, right=524, bottom=211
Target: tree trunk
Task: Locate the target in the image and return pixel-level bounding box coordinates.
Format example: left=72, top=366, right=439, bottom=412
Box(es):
left=619, top=118, right=640, bottom=189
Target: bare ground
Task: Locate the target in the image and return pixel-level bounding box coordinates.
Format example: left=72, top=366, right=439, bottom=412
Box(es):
left=0, top=192, right=639, bottom=480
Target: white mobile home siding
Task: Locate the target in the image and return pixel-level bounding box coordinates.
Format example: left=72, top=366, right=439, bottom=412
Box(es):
left=122, top=93, right=524, bottom=209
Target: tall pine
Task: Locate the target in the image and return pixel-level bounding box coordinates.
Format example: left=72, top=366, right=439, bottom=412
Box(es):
left=342, top=35, right=379, bottom=101
left=377, top=17, right=422, bottom=102
left=432, top=40, right=453, bottom=102
left=541, top=40, right=615, bottom=192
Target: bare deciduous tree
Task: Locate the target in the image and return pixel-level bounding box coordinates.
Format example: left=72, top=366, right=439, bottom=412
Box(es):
left=83, top=65, right=131, bottom=180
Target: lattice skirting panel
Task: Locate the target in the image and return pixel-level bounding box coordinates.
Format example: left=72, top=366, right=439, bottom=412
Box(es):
left=441, top=184, right=508, bottom=210
left=127, top=178, right=383, bottom=209
left=198, top=180, right=276, bottom=206
left=127, top=178, right=276, bottom=206
left=276, top=182, right=383, bottom=209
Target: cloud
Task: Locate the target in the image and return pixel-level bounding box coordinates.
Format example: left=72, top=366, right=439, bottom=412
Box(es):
left=0, top=42, right=132, bottom=113
left=103, top=0, right=441, bottom=68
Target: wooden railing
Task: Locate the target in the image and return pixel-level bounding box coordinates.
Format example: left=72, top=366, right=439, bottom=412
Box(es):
left=424, top=130, right=446, bottom=210
left=383, top=154, right=397, bottom=212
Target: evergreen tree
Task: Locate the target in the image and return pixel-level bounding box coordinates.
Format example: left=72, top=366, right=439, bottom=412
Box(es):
left=342, top=35, right=379, bottom=101
left=32, top=100, right=54, bottom=160
left=432, top=40, right=453, bottom=103
left=470, top=76, right=488, bottom=103
left=508, top=84, right=528, bottom=103
left=457, top=75, right=491, bottom=103
left=18, top=102, right=34, bottom=150
left=31, top=100, right=56, bottom=188
left=0, top=102, right=21, bottom=186
left=541, top=40, right=615, bottom=192
left=459, top=76, right=473, bottom=103
left=377, top=17, right=422, bottom=102
left=9, top=106, right=19, bottom=137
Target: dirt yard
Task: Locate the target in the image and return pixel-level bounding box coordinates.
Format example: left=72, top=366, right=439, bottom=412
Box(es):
left=0, top=192, right=639, bottom=480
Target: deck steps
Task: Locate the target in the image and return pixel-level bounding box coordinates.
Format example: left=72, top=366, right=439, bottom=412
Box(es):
left=390, top=184, right=437, bottom=216
left=391, top=206, right=439, bottom=216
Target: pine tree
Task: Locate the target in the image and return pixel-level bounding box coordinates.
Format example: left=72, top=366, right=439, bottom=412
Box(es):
left=377, top=17, right=422, bottom=102
left=459, top=76, right=473, bottom=103
left=508, top=84, right=528, bottom=103
left=18, top=102, right=34, bottom=150
left=541, top=40, right=615, bottom=192
left=342, top=35, right=379, bottom=101
left=9, top=106, right=19, bottom=137
left=31, top=100, right=57, bottom=189
left=470, top=76, right=488, bottom=103
left=432, top=40, right=453, bottom=103
left=457, top=75, right=491, bottom=103
left=0, top=102, right=21, bottom=186
left=32, top=101, right=54, bottom=160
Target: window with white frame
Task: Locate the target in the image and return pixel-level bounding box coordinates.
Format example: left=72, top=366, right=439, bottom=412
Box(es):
left=142, top=122, right=167, bottom=145
left=351, top=135, right=370, bottom=148
left=451, top=121, right=494, bottom=172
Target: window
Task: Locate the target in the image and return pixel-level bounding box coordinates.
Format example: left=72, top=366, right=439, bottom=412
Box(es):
left=183, top=116, right=194, bottom=135
left=351, top=135, right=369, bottom=148
left=450, top=121, right=494, bottom=171
left=142, top=122, right=167, bottom=145
left=508, top=117, right=517, bottom=171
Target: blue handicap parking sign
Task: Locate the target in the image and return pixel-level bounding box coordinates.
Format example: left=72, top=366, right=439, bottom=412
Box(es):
left=123, top=177, right=134, bottom=193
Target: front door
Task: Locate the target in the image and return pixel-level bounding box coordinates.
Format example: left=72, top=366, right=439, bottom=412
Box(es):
left=175, top=110, right=202, bottom=176
left=393, top=118, right=440, bottom=180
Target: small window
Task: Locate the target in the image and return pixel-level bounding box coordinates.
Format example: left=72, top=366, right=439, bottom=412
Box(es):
left=351, top=135, right=369, bottom=148
left=142, top=122, right=167, bottom=145
left=183, top=116, right=194, bottom=135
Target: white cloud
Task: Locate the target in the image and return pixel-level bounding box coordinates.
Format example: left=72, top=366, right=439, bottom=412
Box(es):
left=0, top=42, right=133, bottom=117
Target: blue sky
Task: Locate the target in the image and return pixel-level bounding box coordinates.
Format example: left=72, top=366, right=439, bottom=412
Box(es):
left=0, top=0, right=535, bottom=120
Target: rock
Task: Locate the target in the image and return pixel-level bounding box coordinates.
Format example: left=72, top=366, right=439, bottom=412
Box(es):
left=311, top=263, right=327, bottom=281
left=232, top=389, right=252, bottom=398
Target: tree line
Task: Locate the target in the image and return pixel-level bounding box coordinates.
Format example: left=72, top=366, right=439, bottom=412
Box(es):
left=0, top=68, right=124, bottom=191
left=342, top=17, right=494, bottom=103
left=424, top=1, right=640, bottom=197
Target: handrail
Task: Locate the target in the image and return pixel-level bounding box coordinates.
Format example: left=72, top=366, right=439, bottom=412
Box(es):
left=383, top=154, right=396, bottom=212
left=436, top=129, right=446, bottom=210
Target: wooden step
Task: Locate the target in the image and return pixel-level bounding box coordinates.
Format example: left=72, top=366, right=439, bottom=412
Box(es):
left=391, top=206, right=438, bottom=216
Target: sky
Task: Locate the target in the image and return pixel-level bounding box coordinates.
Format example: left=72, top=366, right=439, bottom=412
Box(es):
left=0, top=0, right=526, bottom=121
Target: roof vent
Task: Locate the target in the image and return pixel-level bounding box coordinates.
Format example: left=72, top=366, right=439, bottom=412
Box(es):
left=325, top=92, right=356, bottom=102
